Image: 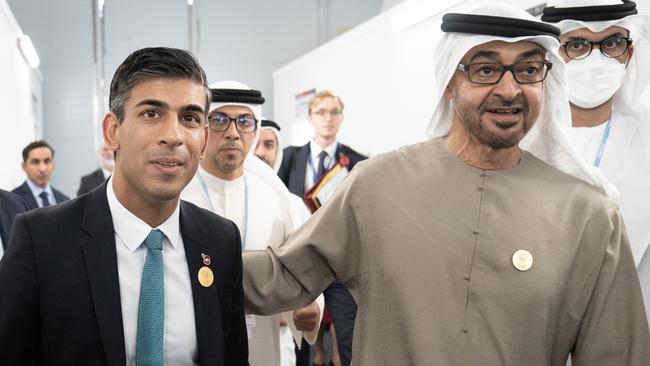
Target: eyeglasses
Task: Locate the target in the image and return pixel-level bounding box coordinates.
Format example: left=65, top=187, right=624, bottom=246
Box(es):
left=561, top=36, right=632, bottom=60
left=311, top=109, right=342, bottom=118
left=207, top=112, right=257, bottom=133
left=456, top=61, right=553, bottom=85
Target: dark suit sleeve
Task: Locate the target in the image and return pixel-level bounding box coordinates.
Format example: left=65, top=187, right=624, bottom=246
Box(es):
left=277, top=147, right=294, bottom=186
left=224, top=221, right=249, bottom=365
left=0, top=214, right=40, bottom=364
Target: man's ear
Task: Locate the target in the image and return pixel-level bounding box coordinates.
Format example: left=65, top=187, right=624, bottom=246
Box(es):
left=102, top=112, right=120, bottom=157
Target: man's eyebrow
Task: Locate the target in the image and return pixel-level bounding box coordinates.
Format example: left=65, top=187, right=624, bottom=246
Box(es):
left=564, top=32, right=628, bottom=42
left=517, top=48, right=545, bottom=61
left=134, top=99, right=168, bottom=109
left=469, top=50, right=499, bottom=63
left=182, top=104, right=205, bottom=114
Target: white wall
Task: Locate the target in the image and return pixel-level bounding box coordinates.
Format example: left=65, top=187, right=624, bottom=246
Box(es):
left=0, top=0, right=41, bottom=190
left=8, top=0, right=95, bottom=197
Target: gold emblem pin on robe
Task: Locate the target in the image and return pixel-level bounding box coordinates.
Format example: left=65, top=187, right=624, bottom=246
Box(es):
left=512, top=250, right=533, bottom=271
left=198, top=266, right=214, bottom=287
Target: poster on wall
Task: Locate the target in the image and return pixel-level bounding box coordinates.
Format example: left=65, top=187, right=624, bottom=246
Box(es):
left=294, top=88, right=316, bottom=119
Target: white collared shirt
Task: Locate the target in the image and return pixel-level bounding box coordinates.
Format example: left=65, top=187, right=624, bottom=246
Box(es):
left=106, top=177, right=198, bottom=366
left=304, top=140, right=338, bottom=191
left=26, top=179, right=57, bottom=207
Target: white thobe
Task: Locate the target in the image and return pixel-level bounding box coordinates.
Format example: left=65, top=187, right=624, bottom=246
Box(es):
left=569, top=110, right=650, bottom=319
left=182, top=166, right=321, bottom=366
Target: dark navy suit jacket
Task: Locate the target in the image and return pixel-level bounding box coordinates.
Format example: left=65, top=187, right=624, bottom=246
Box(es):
left=0, top=189, right=27, bottom=248
left=12, top=180, right=70, bottom=210
left=278, top=142, right=367, bottom=196
left=0, top=183, right=249, bottom=365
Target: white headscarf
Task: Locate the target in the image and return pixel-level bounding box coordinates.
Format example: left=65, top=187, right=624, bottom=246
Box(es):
left=208, top=80, right=263, bottom=155
left=427, top=4, right=618, bottom=198
left=550, top=0, right=650, bottom=155
left=259, top=120, right=284, bottom=172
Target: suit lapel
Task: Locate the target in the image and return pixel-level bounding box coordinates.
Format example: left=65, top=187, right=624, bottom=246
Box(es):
left=79, top=183, right=126, bottom=366
left=180, top=202, right=222, bottom=365
left=53, top=188, right=68, bottom=203
left=18, top=182, right=38, bottom=210
left=290, top=143, right=310, bottom=195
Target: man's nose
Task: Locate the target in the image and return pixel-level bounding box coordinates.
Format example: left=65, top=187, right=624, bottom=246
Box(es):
left=224, top=120, right=241, bottom=139
left=159, top=115, right=184, bottom=147
left=492, top=70, right=523, bottom=99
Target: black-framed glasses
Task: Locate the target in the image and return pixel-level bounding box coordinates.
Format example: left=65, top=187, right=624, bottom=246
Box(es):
left=207, top=112, right=257, bottom=133
left=561, top=36, right=632, bottom=60
left=456, top=61, right=553, bottom=85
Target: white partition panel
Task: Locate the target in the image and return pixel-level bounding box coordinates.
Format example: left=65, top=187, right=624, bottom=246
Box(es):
left=0, top=0, right=41, bottom=189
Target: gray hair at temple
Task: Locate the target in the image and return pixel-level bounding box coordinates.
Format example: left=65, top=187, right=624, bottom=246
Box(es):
left=108, top=47, right=211, bottom=122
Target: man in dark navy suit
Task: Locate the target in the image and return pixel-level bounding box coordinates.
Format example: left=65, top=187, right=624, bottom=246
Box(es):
left=0, top=47, right=248, bottom=365
left=0, top=189, right=27, bottom=258
left=278, top=90, right=366, bottom=366
left=12, top=140, right=70, bottom=209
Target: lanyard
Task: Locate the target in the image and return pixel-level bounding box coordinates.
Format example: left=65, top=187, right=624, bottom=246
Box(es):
left=308, top=143, right=338, bottom=185
left=196, top=172, right=249, bottom=249
left=594, top=117, right=613, bottom=168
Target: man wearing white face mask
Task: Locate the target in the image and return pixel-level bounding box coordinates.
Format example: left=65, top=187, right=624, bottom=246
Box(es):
left=543, top=0, right=650, bottom=321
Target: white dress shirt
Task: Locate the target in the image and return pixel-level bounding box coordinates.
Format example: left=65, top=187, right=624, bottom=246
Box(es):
left=26, top=179, right=57, bottom=207
left=106, top=177, right=198, bottom=366
left=304, top=140, right=338, bottom=192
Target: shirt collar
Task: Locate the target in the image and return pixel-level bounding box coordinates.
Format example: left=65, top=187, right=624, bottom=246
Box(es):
left=310, top=139, right=338, bottom=161
left=106, top=176, right=181, bottom=252
left=26, top=179, right=51, bottom=197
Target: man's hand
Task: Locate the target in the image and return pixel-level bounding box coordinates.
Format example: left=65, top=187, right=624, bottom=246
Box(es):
left=293, top=302, right=320, bottom=332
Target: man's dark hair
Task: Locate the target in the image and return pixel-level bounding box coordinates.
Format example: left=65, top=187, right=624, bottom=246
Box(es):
left=109, top=47, right=211, bottom=122
left=22, top=140, right=54, bottom=162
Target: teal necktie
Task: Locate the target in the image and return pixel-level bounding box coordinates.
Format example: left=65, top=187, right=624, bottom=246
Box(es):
left=135, top=229, right=165, bottom=366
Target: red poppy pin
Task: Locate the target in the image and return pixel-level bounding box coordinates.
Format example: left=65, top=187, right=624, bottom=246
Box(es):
left=338, top=153, right=350, bottom=168
left=201, top=253, right=211, bottom=266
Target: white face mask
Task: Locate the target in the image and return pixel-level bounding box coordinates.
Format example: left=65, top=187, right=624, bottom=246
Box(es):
left=566, top=51, right=626, bottom=109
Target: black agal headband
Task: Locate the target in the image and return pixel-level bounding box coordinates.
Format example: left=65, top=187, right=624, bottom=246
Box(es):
left=261, top=120, right=281, bottom=131
left=441, top=13, right=561, bottom=40
left=542, top=0, right=637, bottom=23
left=211, top=88, right=265, bottom=104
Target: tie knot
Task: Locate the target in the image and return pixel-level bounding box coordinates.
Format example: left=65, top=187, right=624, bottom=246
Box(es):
left=318, top=151, right=328, bottom=160
left=144, top=229, right=164, bottom=251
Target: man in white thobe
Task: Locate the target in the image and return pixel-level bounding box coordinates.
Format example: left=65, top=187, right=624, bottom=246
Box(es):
left=542, top=0, right=650, bottom=320
left=181, top=81, right=322, bottom=366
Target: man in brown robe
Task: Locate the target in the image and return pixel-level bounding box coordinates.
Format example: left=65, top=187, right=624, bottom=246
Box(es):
left=242, top=4, right=650, bottom=365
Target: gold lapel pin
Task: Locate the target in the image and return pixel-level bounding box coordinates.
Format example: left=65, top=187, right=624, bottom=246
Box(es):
left=198, top=266, right=214, bottom=287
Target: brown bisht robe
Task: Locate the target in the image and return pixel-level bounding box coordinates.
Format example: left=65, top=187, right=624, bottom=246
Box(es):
left=243, top=137, right=650, bottom=365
